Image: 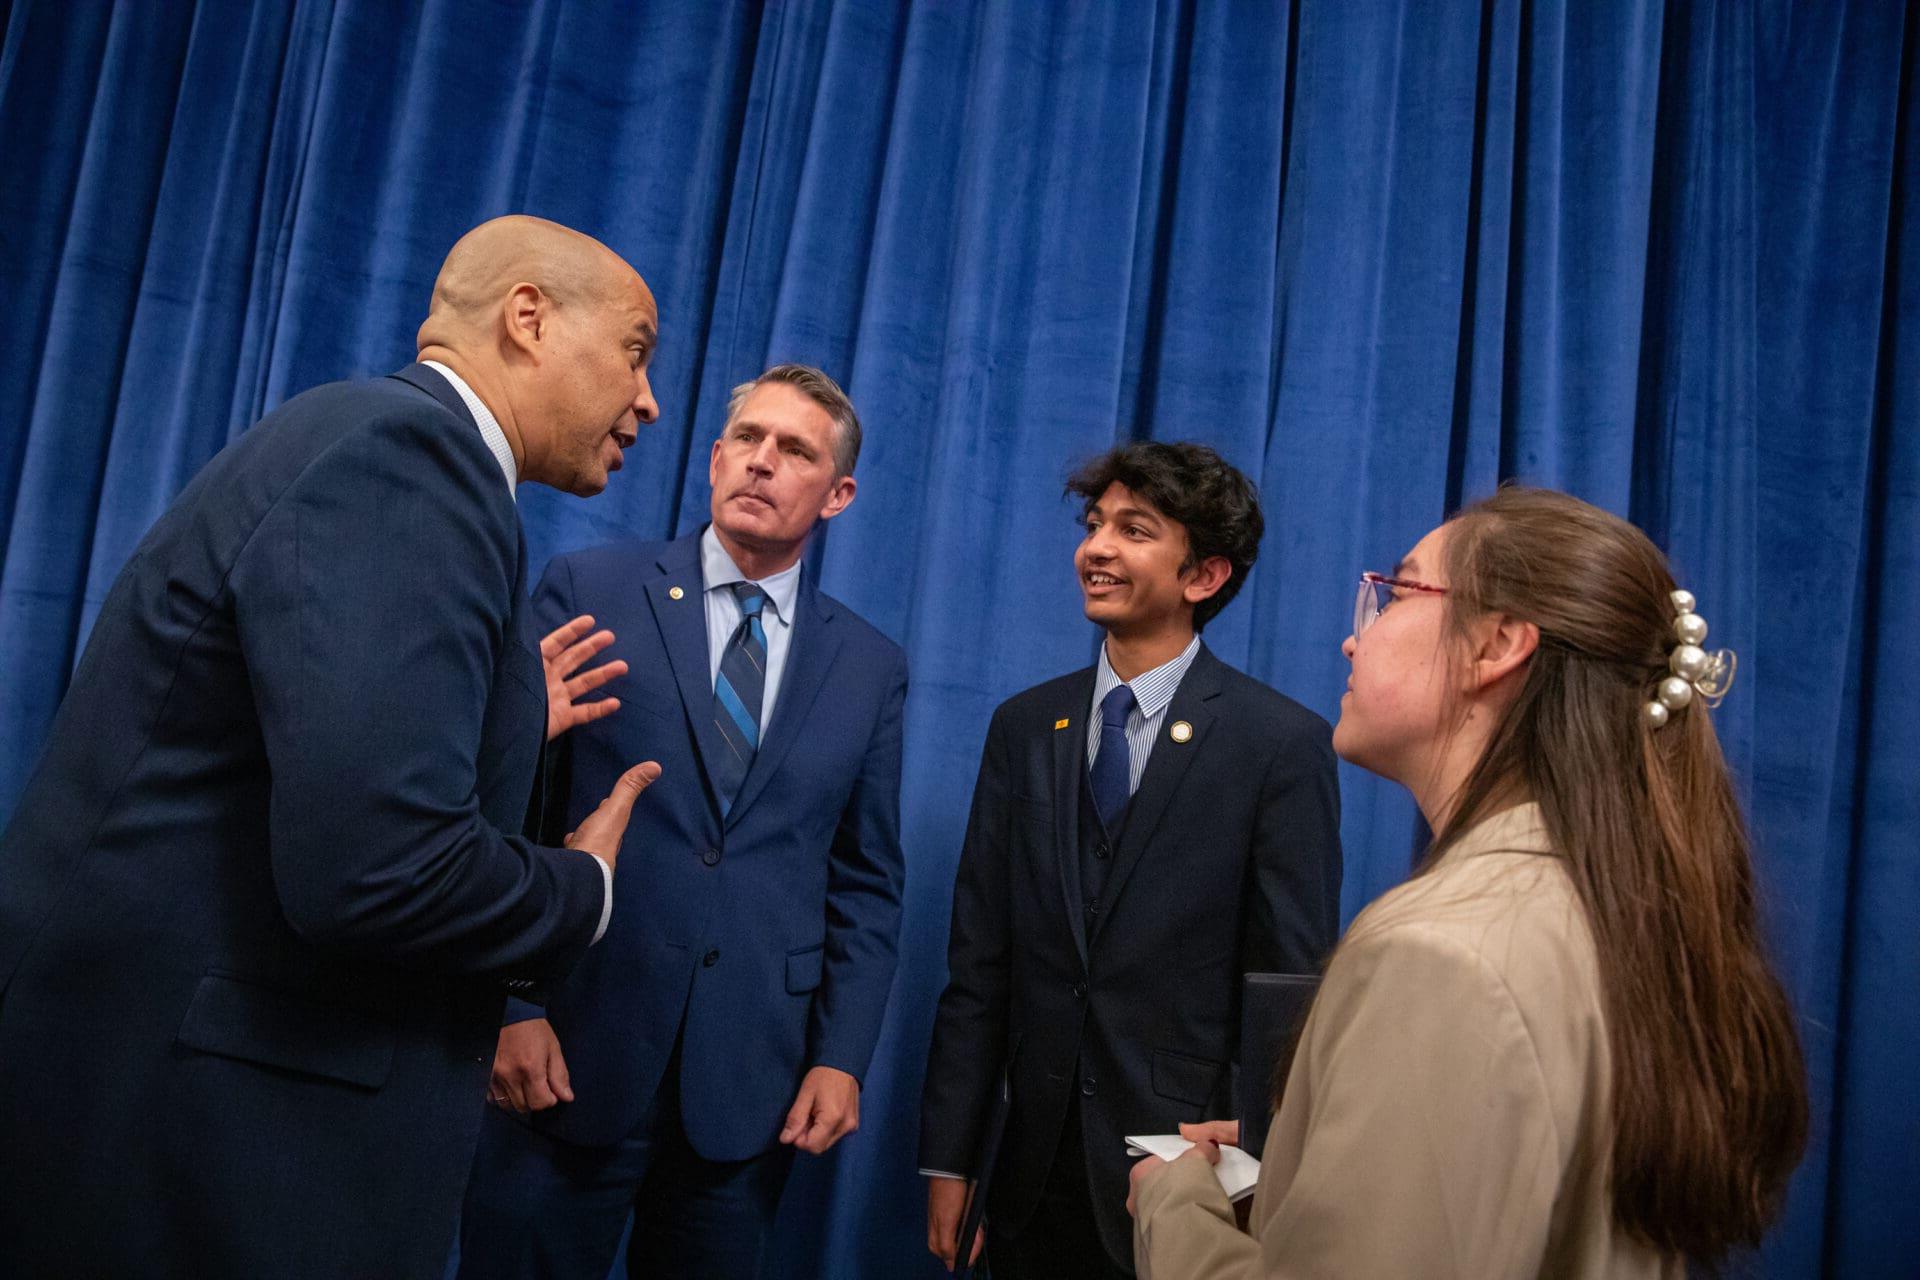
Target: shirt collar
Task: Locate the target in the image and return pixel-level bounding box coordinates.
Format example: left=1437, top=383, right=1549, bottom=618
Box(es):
left=421, top=360, right=517, bottom=497
left=1091, top=633, right=1201, bottom=720
left=700, top=524, right=802, bottom=626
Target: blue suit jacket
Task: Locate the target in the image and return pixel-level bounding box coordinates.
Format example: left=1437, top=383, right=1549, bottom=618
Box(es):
left=509, top=531, right=908, bottom=1160
left=0, top=365, right=605, bottom=1279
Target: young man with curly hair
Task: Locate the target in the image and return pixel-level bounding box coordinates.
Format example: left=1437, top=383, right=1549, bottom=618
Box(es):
left=921, top=442, right=1344, bottom=1278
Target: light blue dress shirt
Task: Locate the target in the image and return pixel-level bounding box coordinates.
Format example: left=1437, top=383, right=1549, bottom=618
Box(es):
left=699, top=525, right=802, bottom=731
left=1088, top=633, right=1202, bottom=795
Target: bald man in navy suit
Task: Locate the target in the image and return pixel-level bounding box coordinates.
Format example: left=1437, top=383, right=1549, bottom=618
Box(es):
left=0, top=217, right=666, bottom=1280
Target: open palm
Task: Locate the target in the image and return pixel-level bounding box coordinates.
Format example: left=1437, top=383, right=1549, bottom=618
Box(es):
left=542, top=614, right=629, bottom=741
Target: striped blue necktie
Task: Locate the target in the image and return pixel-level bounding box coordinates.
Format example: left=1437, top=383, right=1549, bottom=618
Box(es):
left=711, top=582, right=767, bottom=813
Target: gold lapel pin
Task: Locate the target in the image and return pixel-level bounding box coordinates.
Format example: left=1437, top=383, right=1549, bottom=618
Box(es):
left=1170, top=720, right=1193, bottom=743
left=1054, top=718, right=1070, bottom=731
left=669, top=586, right=685, bottom=600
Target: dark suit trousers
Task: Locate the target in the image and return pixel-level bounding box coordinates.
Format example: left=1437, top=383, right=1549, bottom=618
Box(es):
left=455, top=1035, right=795, bottom=1280
left=987, top=1098, right=1132, bottom=1280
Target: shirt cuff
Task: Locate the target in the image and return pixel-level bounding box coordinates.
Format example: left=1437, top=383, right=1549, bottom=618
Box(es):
left=920, top=1169, right=966, bottom=1180
left=590, top=854, right=613, bottom=945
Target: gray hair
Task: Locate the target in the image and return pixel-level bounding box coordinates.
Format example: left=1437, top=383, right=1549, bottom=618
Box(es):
left=724, top=363, right=862, bottom=477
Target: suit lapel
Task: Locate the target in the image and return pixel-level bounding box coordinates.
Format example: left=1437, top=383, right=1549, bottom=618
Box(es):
left=508, top=528, right=552, bottom=825
left=1093, top=646, right=1225, bottom=943
left=724, top=583, right=842, bottom=829
left=644, top=536, right=730, bottom=811
left=1051, top=672, right=1094, bottom=968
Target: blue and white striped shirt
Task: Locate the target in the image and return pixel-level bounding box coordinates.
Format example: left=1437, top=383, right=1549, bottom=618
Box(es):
left=1088, top=634, right=1202, bottom=796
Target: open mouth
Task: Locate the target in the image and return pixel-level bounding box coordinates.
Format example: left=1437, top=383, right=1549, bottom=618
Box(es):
left=1083, top=571, right=1126, bottom=593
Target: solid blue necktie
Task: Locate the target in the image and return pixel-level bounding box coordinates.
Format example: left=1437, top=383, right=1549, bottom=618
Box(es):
left=711, top=583, right=767, bottom=813
left=1090, top=683, right=1136, bottom=833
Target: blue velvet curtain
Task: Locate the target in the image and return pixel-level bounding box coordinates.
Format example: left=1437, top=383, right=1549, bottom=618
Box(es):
left=1, top=1, right=1912, bottom=1274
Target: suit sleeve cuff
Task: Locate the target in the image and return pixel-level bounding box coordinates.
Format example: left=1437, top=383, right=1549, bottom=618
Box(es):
left=590, top=853, right=613, bottom=944
left=503, top=995, right=545, bottom=1025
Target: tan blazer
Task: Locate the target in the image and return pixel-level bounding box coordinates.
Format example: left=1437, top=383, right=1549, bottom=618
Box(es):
left=1133, top=804, right=1680, bottom=1279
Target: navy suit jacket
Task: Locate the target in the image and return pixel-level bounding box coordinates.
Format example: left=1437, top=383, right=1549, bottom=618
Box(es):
left=919, top=645, right=1342, bottom=1270
left=508, top=531, right=908, bottom=1161
left=0, top=366, right=605, bottom=1279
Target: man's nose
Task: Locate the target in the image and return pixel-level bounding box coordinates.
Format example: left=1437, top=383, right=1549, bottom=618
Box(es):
left=632, top=372, right=659, bottom=426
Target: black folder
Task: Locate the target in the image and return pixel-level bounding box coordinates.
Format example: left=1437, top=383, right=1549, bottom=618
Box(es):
left=954, top=1044, right=1016, bottom=1280
left=1236, top=973, right=1321, bottom=1160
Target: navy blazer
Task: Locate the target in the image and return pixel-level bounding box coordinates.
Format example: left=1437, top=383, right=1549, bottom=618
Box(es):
left=509, top=531, right=908, bottom=1161
left=0, top=366, right=605, bottom=1279
left=919, top=645, right=1343, bottom=1270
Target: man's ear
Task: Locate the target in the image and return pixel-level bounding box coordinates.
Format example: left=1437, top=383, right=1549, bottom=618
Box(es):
left=501, top=283, right=549, bottom=359
left=1181, top=555, right=1232, bottom=606
left=1471, top=614, right=1538, bottom=692
left=816, top=473, right=857, bottom=522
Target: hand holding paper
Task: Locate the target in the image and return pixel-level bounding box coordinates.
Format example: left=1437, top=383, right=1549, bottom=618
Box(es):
left=1125, top=1130, right=1261, bottom=1203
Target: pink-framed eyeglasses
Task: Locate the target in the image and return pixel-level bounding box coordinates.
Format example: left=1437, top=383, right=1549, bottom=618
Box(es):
left=1353, top=571, right=1449, bottom=637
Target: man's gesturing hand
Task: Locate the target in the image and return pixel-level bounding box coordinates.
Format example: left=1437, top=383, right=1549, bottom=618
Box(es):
left=542, top=614, right=629, bottom=742
left=777, top=1065, right=860, bottom=1155
left=488, top=1018, right=573, bottom=1113
left=564, top=761, right=662, bottom=874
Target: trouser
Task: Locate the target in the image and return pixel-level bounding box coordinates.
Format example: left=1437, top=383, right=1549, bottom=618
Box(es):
left=987, top=1096, right=1133, bottom=1280
left=455, top=1037, right=794, bottom=1280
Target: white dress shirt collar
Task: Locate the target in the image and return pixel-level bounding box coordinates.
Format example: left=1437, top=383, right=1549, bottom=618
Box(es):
left=421, top=360, right=517, bottom=497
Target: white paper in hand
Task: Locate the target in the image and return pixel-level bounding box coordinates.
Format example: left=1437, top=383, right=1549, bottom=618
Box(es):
left=1124, top=1133, right=1260, bottom=1203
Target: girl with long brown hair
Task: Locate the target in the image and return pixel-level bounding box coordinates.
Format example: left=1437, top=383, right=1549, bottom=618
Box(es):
left=1126, top=486, right=1807, bottom=1278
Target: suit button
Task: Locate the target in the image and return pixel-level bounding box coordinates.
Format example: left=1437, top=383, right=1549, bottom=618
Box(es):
left=1071, top=982, right=1087, bottom=999
left=703, top=949, right=720, bottom=967
left=1094, top=842, right=1110, bottom=860
left=1081, top=1077, right=1096, bottom=1097
left=702, top=847, right=721, bottom=866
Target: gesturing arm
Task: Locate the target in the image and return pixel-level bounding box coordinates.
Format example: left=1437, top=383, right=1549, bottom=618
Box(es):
left=232, top=413, right=605, bottom=977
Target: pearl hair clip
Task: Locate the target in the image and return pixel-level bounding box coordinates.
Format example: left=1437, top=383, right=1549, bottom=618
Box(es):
left=1642, top=589, right=1738, bottom=730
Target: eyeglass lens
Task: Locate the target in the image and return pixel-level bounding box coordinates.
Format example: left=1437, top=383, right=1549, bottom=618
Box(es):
left=1353, top=578, right=1379, bottom=637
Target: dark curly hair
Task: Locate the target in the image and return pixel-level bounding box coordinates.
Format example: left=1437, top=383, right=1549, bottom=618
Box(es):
left=1065, top=442, right=1264, bottom=631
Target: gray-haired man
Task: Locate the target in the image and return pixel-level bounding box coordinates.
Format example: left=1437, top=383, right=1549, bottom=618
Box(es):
left=458, top=366, right=909, bottom=1279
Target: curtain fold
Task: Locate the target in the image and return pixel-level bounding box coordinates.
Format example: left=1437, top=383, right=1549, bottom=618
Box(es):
left=0, top=1, right=1911, bottom=1273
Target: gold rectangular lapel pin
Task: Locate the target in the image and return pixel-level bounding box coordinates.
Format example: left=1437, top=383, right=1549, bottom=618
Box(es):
left=1054, top=718, right=1070, bottom=730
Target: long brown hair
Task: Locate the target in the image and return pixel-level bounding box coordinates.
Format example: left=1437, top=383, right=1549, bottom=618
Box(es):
left=1430, top=486, right=1806, bottom=1264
